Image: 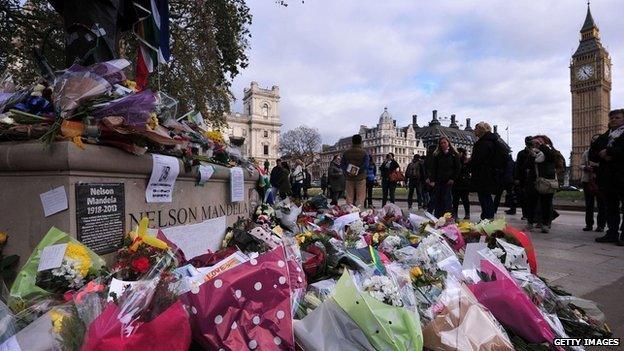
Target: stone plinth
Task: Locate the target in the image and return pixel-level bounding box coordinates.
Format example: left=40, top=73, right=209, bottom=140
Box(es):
left=0, top=141, right=259, bottom=266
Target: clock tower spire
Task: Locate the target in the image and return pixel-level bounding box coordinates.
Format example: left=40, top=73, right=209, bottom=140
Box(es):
left=570, top=3, right=611, bottom=182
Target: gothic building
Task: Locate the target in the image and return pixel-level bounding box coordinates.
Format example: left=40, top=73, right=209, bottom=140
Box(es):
left=570, top=4, right=612, bottom=182
left=320, top=108, right=477, bottom=178
left=224, top=82, right=282, bottom=167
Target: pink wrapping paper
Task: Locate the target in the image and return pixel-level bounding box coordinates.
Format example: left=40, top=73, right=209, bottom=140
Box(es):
left=183, top=247, right=303, bottom=350
left=440, top=224, right=466, bottom=251
left=82, top=301, right=191, bottom=351
left=469, top=260, right=554, bottom=343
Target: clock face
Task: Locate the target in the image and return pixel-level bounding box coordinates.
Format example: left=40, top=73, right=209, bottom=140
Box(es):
left=576, top=64, right=594, bottom=81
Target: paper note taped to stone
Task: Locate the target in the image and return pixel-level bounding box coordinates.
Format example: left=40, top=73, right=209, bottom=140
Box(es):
left=230, top=167, right=244, bottom=202
left=39, top=186, right=68, bottom=217
left=37, top=243, right=68, bottom=272
left=198, top=164, right=215, bottom=185
left=146, top=154, right=180, bottom=203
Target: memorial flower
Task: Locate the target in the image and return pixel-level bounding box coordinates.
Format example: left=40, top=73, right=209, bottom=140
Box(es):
left=36, top=242, right=98, bottom=294
left=361, top=275, right=403, bottom=307
left=0, top=231, right=7, bottom=245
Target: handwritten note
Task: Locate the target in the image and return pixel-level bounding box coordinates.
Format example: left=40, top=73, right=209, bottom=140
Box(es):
left=37, top=243, right=68, bottom=271
left=230, top=167, right=244, bottom=202
left=39, top=186, right=68, bottom=217
left=197, top=164, right=215, bottom=186
left=160, top=216, right=228, bottom=260
left=146, top=154, right=180, bottom=203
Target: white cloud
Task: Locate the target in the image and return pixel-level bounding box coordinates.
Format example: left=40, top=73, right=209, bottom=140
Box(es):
left=230, top=0, right=624, bottom=157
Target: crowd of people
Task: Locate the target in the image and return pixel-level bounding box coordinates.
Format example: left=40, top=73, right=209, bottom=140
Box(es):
left=263, top=111, right=624, bottom=245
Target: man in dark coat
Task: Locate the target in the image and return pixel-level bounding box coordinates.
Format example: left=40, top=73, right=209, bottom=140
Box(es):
left=514, top=137, right=533, bottom=220
left=591, top=109, right=624, bottom=245
left=469, top=122, right=500, bottom=220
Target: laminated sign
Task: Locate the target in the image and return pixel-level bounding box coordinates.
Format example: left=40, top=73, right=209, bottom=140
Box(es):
left=146, top=154, right=180, bottom=203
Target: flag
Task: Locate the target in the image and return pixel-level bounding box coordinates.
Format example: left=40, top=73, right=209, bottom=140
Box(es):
left=134, top=0, right=171, bottom=90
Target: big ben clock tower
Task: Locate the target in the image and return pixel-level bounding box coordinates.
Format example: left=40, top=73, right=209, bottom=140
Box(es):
left=570, top=3, right=611, bottom=182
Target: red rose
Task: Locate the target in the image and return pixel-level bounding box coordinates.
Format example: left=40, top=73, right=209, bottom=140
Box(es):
left=131, top=257, right=151, bottom=274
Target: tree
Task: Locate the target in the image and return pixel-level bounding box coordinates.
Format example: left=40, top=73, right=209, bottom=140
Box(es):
left=0, top=0, right=252, bottom=125
left=279, top=125, right=322, bottom=166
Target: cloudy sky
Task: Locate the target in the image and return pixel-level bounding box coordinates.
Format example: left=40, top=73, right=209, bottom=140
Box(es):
left=230, top=0, right=624, bottom=157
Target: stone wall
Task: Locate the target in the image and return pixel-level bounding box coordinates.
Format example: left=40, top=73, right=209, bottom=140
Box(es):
left=0, top=141, right=259, bottom=267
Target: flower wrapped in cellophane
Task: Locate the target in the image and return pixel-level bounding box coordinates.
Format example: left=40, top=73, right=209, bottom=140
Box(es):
left=9, top=227, right=105, bottom=310
left=111, top=217, right=170, bottom=282
left=422, top=279, right=514, bottom=350
left=81, top=254, right=191, bottom=351
left=181, top=246, right=301, bottom=350
left=332, top=270, right=423, bottom=351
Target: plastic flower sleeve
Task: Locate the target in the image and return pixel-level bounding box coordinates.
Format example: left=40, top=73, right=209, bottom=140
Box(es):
left=91, top=90, right=157, bottom=127
left=52, top=70, right=111, bottom=118
left=504, top=225, right=538, bottom=274
left=0, top=304, right=74, bottom=351
left=181, top=246, right=295, bottom=350
left=294, top=298, right=376, bottom=351
left=82, top=254, right=191, bottom=351
left=9, top=227, right=106, bottom=310
left=0, top=300, right=18, bottom=343
left=468, top=259, right=555, bottom=343
left=332, top=270, right=423, bottom=351
left=422, top=281, right=514, bottom=351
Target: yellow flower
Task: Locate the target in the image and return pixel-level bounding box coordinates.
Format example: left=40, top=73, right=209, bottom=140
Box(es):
left=0, top=231, right=7, bottom=245
left=124, top=80, right=138, bottom=92
left=408, top=235, right=420, bottom=245
left=65, top=243, right=92, bottom=277
left=410, top=267, right=423, bottom=279
left=129, top=217, right=168, bottom=252
left=146, top=113, right=159, bottom=130
left=204, top=130, right=224, bottom=143
left=372, top=233, right=380, bottom=244
left=295, top=234, right=306, bottom=245
left=49, top=309, right=66, bottom=334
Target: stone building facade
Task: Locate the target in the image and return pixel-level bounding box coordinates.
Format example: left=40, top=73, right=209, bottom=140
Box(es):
left=224, top=82, right=282, bottom=167
left=570, top=5, right=611, bottom=182
left=320, top=108, right=477, bottom=179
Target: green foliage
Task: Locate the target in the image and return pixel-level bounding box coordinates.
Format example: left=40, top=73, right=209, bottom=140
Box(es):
left=0, top=0, right=253, bottom=125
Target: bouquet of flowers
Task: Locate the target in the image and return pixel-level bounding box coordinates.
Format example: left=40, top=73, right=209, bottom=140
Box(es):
left=35, top=242, right=100, bottom=294
left=82, top=255, right=191, bottom=351
left=9, top=227, right=105, bottom=310
left=332, top=270, right=423, bottom=351
left=361, top=274, right=404, bottom=307
left=422, top=281, right=514, bottom=350
left=111, top=217, right=170, bottom=281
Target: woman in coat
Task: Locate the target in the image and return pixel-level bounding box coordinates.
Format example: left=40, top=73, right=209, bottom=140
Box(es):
left=328, top=155, right=346, bottom=206
left=380, top=153, right=400, bottom=206
left=276, top=162, right=292, bottom=199
left=523, top=135, right=558, bottom=233
left=428, top=137, right=461, bottom=217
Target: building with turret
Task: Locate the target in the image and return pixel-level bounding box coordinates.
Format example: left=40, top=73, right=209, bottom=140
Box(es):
left=570, top=4, right=611, bottom=182
left=319, top=107, right=477, bottom=178
left=224, top=82, right=282, bottom=167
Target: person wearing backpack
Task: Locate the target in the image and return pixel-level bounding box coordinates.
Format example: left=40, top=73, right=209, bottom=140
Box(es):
left=469, top=122, right=505, bottom=220
left=341, top=134, right=369, bottom=208
left=405, top=154, right=424, bottom=210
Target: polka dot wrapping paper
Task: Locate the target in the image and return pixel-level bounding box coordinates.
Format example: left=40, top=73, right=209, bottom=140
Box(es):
left=182, top=246, right=305, bottom=350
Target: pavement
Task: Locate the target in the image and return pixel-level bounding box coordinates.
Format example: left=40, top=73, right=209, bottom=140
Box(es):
left=366, top=199, right=624, bottom=339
